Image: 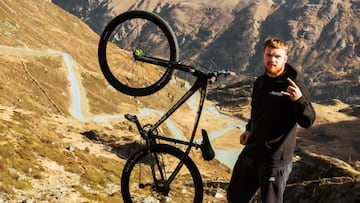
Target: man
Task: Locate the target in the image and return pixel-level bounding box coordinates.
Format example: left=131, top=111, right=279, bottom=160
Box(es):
left=227, top=37, right=316, bottom=203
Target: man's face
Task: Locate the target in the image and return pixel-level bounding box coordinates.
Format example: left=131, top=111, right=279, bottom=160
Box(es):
left=263, top=46, right=288, bottom=78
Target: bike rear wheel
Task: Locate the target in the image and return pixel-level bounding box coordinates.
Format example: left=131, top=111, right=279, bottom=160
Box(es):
left=98, top=10, right=179, bottom=96
left=121, top=144, right=203, bottom=202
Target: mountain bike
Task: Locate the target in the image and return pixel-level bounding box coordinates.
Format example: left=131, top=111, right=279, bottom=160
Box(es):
left=98, top=10, right=235, bottom=202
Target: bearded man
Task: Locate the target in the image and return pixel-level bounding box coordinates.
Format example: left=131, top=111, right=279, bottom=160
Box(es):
left=227, top=37, right=316, bottom=203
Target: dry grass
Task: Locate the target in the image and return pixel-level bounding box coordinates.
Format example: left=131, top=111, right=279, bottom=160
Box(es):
left=0, top=1, right=216, bottom=201
left=0, top=0, right=359, bottom=201
left=0, top=102, right=124, bottom=201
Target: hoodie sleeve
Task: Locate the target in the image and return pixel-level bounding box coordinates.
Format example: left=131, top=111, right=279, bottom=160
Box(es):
left=294, top=80, right=316, bottom=128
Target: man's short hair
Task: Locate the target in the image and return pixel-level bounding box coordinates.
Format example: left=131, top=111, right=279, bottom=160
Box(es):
left=263, top=37, right=288, bottom=51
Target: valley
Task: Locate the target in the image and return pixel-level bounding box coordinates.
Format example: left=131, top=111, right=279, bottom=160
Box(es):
left=0, top=0, right=359, bottom=202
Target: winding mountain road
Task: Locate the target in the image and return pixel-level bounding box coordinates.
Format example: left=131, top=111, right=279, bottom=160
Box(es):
left=2, top=45, right=244, bottom=168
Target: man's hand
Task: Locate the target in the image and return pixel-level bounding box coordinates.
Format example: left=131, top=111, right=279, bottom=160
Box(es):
left=281, top=78, right=302, bottom=101
left=240, top=131, right=250, bottom=145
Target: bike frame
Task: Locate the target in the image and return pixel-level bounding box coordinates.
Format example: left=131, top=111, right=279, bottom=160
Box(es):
left=131, top=54, right=211, bottom=191
left=135, top=54, right=210, bottom=147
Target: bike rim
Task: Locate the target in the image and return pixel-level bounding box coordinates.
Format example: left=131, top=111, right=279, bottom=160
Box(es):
left=99, top=11, right=178, bottom=96
left=122, top=146, right=202, bottom=202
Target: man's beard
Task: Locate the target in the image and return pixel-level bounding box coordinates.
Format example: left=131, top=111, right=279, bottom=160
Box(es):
left=265, top=63, right=285, bottom=77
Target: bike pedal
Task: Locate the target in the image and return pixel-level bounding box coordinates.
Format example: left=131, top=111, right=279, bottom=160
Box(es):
left=124, top=114, right=137, bottom=122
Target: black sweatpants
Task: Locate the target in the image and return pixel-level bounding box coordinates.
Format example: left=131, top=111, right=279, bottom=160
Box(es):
left=227, top=153, right=292, bottom=203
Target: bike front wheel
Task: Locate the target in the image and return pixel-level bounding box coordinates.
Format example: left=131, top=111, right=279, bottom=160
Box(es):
left=98, top=10, right=179, bottom=96
left=121, top=144, right=203, bottom=202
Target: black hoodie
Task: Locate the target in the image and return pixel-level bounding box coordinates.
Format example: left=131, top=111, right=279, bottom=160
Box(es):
left=243, top=63, right=316, bottom=167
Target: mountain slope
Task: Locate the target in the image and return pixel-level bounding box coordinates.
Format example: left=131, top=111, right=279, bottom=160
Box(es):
left=0, top=0, right=234, bottom=201
left=0, top=1, right=123, bottom=201
left=0, top=0, right=359, bottom=202
left=53, top=0, right=360, bottom=104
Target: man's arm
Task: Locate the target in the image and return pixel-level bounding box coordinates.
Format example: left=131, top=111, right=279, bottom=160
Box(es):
left=281, top=77, right=315, bottom=128
left=293, top=79, right=316, bottom=128
left=295, top=96, right=316, bottom=128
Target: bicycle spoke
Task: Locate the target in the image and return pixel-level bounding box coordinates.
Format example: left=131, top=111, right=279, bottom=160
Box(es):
left=122, top=145, right=202, bottom=202
left=99, top=12, right=178, bottom=96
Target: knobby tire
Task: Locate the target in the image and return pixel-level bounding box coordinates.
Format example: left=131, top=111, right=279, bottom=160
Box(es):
left=98, top=10, right=179, bottom=96
left=121, top=144, right=203, bottom=202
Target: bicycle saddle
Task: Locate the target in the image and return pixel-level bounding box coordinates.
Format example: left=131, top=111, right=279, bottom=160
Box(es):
left=200, top=129, right=215, bottom=161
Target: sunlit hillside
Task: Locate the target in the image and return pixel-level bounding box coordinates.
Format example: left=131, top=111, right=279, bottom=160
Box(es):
left=0, top=0, right=235, bottom=201
left=0, top=0, right=359, bottom=202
